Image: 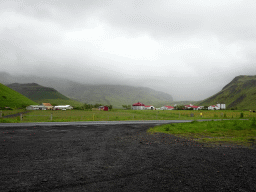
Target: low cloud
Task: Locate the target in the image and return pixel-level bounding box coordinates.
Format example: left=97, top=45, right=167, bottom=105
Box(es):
left=1, top=0, right=256, bottom=101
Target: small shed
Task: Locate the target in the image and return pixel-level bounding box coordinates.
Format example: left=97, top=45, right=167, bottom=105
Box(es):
left=99, top=106, right=109, bottom=111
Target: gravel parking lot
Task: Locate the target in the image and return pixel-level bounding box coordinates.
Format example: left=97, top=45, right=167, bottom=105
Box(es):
left=1, top=124, right=256, bottom=191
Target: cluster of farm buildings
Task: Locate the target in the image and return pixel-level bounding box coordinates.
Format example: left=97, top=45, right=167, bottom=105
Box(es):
left=26, top=103, right=109, bottom=111
left=26, top=102, right=226, bottom=111
left=26, top=103, right=73, bottom=110
left=132, top=102, right=226, bottom=110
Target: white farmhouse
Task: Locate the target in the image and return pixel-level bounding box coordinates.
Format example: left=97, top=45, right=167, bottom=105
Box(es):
left=53, top=105, right=73, bottom=110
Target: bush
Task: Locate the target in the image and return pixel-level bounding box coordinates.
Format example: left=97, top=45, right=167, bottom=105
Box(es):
left=240, top=113, right=244, bottom=118
left=250, top=118, right=256, bottom=129
left=164, top=127, right=170, bottom=132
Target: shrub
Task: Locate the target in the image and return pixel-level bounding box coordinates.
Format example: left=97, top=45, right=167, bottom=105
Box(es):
left=250, top=118, right=256, bottom=129
left=240, top=113, right=244, bottom=118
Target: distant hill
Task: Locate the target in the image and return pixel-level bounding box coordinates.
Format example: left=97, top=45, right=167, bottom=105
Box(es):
left=7, top=83, right=83, bottom=107
left=197, top=75, right=256, bottom=110
left=0, top=83, right=37, bottom=108
left=1, top=72, right=174, bottom=108
left=58, top=84, right=174, bottom=108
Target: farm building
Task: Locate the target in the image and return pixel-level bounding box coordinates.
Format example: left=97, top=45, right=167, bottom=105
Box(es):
left=42, top=103, right=53, bottom=110
left=184, top=104, right=202, bottom=110
left=208, top=105, right=220, bottom=110
left=208, top=104, right=226, bottom=110
left=144, top=105, right=155, bottom=110
left=26, top=105, right=47, bottom=110
left=160, top=106, right=174, bottom=110
left=53, top=105, right=73, bottom=110
left=132, top=102, right=145, bottom=110
left=217, top=104, right=226, bottom=109
left=99, top=106, right=109, bottom=111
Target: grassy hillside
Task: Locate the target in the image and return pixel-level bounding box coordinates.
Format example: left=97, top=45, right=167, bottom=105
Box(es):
left=59, top=85, right=174, bottom=108
left=197, top=75, right=256, bottom=110
left=0, top=83, right=37, bottom=108
left=7, top=83, right=83, bottom=107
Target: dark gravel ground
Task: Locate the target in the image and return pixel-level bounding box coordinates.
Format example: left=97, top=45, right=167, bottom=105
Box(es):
left=0, top=123, right=256, bottom=192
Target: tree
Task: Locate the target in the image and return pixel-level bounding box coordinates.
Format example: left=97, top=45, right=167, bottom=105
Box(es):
left=175, top=105, right=184, bottom=110
left=122, top=105, right=131, bottom=109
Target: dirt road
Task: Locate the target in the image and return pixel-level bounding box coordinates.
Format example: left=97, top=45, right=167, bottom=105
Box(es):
left=1, top=124, right=255, bottom=191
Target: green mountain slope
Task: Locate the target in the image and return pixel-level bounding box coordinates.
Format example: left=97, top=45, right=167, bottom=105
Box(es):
left=0, top=83, right=37, bottom=108
left=59, top=84, right=174, bottom=108
left=197, top=75, right=256, bottom=110
left=7, top=83, right=83, bottom=107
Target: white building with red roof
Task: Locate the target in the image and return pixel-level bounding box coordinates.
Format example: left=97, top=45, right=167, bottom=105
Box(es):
left=208, top=105, right=220, bottom=110
left=160, top=106, right=174, bottom=110
left=132, top=102, right=145, bottom=110
left=184, top=104, right=202, bottom=110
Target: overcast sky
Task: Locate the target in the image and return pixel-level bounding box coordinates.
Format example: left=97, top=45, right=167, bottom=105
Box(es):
left=1, top=0, right=256, bottom=101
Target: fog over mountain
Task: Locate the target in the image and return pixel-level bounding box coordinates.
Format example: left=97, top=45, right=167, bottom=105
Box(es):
left=1, top=0, right=256, bottom=101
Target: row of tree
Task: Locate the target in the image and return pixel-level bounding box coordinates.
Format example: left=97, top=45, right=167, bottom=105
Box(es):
left=75, top=103, right=113, bottom=110
left=122, top=105, right=131, bottom=109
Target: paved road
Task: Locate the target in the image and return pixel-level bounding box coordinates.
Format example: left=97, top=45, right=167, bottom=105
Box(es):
left=0, top=119, right=245, bottom=127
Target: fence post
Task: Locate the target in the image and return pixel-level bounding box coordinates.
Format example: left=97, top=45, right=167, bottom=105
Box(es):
left=20, top=113, right=22, bottom=121
left=50, top=113, right=53, bottom=121
left=93, top=113, right=95, bottom=121
left=0, top=111, right=2, bottom=118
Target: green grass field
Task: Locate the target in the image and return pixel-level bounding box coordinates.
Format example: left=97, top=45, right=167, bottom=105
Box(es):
left=148, top=119, right=256, bottom=147
left=1, top=109, right=256, bottom=123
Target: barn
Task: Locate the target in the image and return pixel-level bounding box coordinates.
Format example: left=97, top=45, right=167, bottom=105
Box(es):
left=53, top=105, right=73, bottom=110
left=26, top=105, right=47, bottom=110
left=132, top=102, right=145, bottom=110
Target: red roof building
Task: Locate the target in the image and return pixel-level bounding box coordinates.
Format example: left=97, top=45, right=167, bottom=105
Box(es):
left=132, top=102, right=145, bottom=110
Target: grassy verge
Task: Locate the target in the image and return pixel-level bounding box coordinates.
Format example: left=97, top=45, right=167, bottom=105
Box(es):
left=0, top=109, right=26, bottom=117
left=147, top=119, right=256, bottom=147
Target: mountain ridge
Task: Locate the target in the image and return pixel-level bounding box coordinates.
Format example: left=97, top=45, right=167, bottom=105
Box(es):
left=1, top=72, right=174, bottom=108
left=197, top=75, right=256, bottom=110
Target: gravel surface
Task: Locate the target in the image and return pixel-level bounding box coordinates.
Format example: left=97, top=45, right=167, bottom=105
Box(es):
left=1, top=124, right=256, bottom=191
